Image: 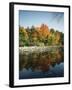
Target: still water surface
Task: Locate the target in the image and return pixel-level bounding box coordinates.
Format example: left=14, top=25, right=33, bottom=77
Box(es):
left=19, top=47, right=64, bottom=79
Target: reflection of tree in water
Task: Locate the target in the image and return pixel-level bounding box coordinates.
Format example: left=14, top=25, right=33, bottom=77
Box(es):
left=19, top=47, right=64, bottom=72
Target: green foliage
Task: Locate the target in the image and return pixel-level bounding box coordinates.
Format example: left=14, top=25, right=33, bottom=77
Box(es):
left=19, top=27, right=29, bottom=46
left=19, top=24, right=64, bottom=47
left=50, top=28, right=55, bottom=34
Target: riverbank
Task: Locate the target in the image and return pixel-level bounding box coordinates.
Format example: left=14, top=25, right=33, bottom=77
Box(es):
left=19, top=46, right=63, bottom=55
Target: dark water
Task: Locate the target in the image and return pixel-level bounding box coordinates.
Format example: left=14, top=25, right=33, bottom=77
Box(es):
left=19, top=47, right=64, bottom=79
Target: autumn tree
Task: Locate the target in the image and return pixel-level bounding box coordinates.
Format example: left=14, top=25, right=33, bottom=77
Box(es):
left=19, top=24, right=64, bottom=47
left=36, top=24, right=50, bottom=45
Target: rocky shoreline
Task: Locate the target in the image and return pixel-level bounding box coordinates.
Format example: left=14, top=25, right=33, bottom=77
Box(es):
left=19, top=46, right=63, bottom=55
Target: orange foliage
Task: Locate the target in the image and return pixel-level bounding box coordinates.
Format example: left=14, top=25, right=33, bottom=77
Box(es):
left=37, top=24, right=50, bottom=38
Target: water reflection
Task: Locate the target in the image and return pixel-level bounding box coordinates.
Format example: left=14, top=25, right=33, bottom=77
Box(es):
left=19, top=47, right=64, bottom=79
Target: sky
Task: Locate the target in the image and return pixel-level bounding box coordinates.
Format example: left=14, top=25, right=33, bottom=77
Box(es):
left=19, top=10, right=64, bottom=32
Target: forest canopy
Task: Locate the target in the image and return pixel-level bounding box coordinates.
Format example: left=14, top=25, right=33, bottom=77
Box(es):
left=19, top=24, right=64, bottom=47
